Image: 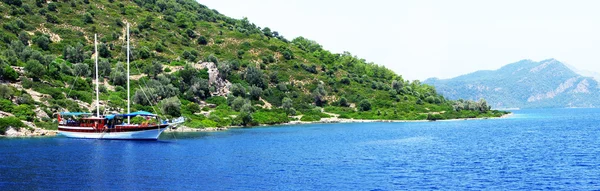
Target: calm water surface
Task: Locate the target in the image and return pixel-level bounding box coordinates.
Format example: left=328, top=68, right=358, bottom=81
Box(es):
left=1, top=109, right=600, bottom=190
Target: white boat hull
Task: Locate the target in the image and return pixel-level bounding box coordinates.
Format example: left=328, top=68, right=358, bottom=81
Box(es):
left=58, top=127, right=167, bottom=140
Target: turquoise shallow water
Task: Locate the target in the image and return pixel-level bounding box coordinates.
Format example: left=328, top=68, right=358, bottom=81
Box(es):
left=1, top=109, right=600, bottom=190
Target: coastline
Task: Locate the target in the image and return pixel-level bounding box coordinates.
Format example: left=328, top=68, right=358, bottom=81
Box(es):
left=1, top=127, right=58, bottom=138
left=1, top=113, right=513, bottom=138
left=168, top=112, right=514, bottom=133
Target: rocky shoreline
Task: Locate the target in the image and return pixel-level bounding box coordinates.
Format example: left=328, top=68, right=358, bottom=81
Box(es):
left=167, top=113, right=514, bottom=133
left=2, top=127, right=58, bottom=138
left=1, top=113, right=512, bottom=137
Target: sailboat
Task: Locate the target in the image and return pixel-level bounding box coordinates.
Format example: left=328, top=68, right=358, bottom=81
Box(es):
left=57, top=24, right=179, bottom=140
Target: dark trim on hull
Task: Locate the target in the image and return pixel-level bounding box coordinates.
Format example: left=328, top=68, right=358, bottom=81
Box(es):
left=58, top=124, right=168, bottom=133
left=59, top=136, right=161, bottom=141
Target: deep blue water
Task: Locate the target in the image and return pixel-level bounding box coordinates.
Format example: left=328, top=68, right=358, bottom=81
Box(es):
left=1, top=109, right=600, bottom=190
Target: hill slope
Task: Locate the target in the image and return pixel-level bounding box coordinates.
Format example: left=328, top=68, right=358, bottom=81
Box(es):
left=0, top=0, right=505, bottom=132
left=425, top=59, right=600, bottom=109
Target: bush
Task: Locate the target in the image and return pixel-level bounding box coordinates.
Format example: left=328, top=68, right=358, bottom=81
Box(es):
left=197, top=36, right=208, bottom=45
left=0, top=85, right=13, bottom=99
left=99, top=43, right=111, bottom=58
left=0, top=117, right=25, bottom=135
left=312, top=84, right=327, bottom=106
left=0, top=99, right=15, bottom=112
left=252, top=109, right=290, bottom=124
left=18, top=31, right=30, bottom=46
left=244, top=66, right=267, bottom=89
left=300, top=115, right=320, bottom=122
left=63, top=43, right=85, bottom=64
left=231, top=97, right=250, bottom=111
left=183, top=102, right=200, bottom=114
left=237, top=103, right=254, bottom=126
left=206, top=96, right=227, bottom=106
left=282, top=97, right=294, bottom=115
left=15, top=94, right=33, bottom=105
left=427, top=113, right=444, bottom=121
left=35, top=121, right=58, bottom=130
left=13, top=104, right=35, bottom=121
left=231, top=83, right=246, bottom=97
left=25, top=60, right=45, bottom=78
left=33, top=35, right=50, bottom=50
left=217, top=62, right=230, bottom=80
left=160, top=97, right=181, bottom=117
left=206, top=54, right=218, bottom=64
left=1, top=65, right=19, bottom=81
left=133, top=88, right=157, bottom=106
left=341, top=77, right=351, bottom=85
left=47, top=3, right=57, bottom=11
left=249, top=85, right=262, bottom=100
left=46, top=14, right=60, bottom=23
left=359, top=99, right=371, bottom=111
left=83, top=12, right=93, bottom=24
left=339, top=97, right=349, bottom=107
left=73, top=63, right=90, bottom=77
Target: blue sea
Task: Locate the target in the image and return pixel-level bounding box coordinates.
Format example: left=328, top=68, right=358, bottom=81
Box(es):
left=1, top=109, right=600, bottom=190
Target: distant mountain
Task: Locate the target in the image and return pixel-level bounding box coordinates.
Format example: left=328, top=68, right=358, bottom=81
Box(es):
left=424, top=59, right=600, bottom=109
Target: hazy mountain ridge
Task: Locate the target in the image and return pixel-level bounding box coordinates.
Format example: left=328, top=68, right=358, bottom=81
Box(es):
left=425, top=59, right=600, bottom=109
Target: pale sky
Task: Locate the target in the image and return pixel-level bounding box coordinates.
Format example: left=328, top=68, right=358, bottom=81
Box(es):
left=199, top=0, right=600, bottom=81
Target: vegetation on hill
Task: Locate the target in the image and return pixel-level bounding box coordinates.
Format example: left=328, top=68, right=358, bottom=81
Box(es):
left=0, top=0, right=507, bottom=129
left=424, top=59, right=600, bottom=109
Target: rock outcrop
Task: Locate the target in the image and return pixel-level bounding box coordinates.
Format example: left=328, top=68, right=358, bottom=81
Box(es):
left=3, top=126, right=58, bottom=137
left=195, top=62, right=231, bottom=97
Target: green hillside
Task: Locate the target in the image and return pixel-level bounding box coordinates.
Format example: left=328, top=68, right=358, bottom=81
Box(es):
left=0, top=0, right=506, bottom=131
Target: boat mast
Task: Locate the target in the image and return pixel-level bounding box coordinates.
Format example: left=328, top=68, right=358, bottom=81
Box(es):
left=95, top=34, right=99, bottom=118
left=127, top=23, right=130, bottom=124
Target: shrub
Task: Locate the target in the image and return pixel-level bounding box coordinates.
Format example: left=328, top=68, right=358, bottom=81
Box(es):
left=206, top=54, right=218, bottom=64
left=300, top=115, right=320, bottom=122
left=47, top=3, right=57, bottom=11
left=312, top=84, right=327, bottom=106
left=15, top=94, right=33, bottom=105
left=160, top=97, right=181, bottom=117
left=13, top=104, right=35, bottom=121
left=1, top=65, right=19, bottom=81
left=83, top=12, right=93, bottom=24
left=252, top=109, right=290, bottom=124
left=282, top=97, right=294, bottom=115
left=231, top=97, right=250, bottom=112
left=18, top=31, right=30, bottom=46
left=0, top=99, right=15, bottom=112
left=35, top=121, right=58, bottom=130
left=33, top=35, right=50, bottom=50
left=63, top=43, right=85, bottom=64
left=238, top=103, right=254, bottom=126
left=341, top=77, right=351, bottom=85
left=99, top=43, right=111, bottom=58
left=206, top=96, right=227, bottom=106
left=0, top=85, right=13, bottom=99
left=359, top=99, right=371, bottom=111
left=111, top=70, right=126, bottom=85
left=231, top=83, right=246, bottom=97
left=249, top=85, right=262, bottom=100
left=183, top=102, right=200, bottom=114
left=197, top=35, right=208, bottom=45
left=244, top=66, right=267, bottom=89
left=133, top=88, right=157, bottom=106
left=0, top=117, right=25, bottom=135
left=339, top=97, right=349, bottom=107
left=217, top=62, right=230, bottom=80
left=25, top=60, right=45, bottom=78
